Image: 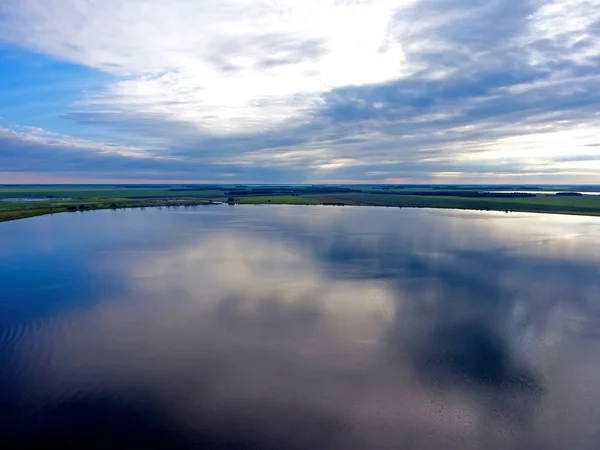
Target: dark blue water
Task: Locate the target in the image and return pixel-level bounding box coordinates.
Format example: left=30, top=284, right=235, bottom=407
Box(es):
left=1, top=205, right=600, bottom=449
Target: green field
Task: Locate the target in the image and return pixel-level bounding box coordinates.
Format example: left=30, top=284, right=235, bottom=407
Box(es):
left=1, top=185, right=600, bottom=222
left=235, top=196, right=321, bottom=205
left=302, top=193, right=600, bottom=216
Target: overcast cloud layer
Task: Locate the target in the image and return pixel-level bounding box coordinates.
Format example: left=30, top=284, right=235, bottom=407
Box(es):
left=1, top=0, right=600, bottom=183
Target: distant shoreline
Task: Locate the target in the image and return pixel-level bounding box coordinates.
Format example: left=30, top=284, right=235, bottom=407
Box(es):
left=2, top=185, right=600, bottom=222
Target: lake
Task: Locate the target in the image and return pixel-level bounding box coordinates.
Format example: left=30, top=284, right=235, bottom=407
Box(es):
left=1, top=205, right=600, bottom=449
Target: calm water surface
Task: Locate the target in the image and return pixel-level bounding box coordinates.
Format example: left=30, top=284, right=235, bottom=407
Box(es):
left=1, top=205, right=600, bottom=449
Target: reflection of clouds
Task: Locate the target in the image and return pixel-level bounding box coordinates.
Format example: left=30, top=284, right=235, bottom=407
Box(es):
left=21, top=233, right=405, bottom=448
left=446, top=211, right=600, bottom=262
left=269, top=206, right=600, bottom=263
left=10, top=207, right=600, bottom=449
left=133, top=233, right=395, bottom=343
left=264, top=207, right=600, bottom=446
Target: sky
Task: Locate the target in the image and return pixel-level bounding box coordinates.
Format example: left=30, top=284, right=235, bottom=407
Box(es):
left=1, top=0, right=599, bottom=184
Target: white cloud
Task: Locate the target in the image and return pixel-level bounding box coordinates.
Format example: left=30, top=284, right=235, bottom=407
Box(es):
left=2, top=0, right=411, bottom=133
left=0, top=125, right=151, bottom=158
left=454, top=123, right=600, bottom=167
left=526, top=0, right=600, bottom=66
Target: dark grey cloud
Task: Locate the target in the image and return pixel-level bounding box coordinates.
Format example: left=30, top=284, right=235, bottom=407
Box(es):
left=0, top=131, right=173, bottom=173
left=0, top=126, right=310, bottom=182
left=393, top=0, right=535, bottom=65
left=552, top=154, right=600, bottom=163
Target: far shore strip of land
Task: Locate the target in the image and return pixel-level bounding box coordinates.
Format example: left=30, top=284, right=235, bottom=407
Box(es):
left=2, top=185, right=600, bottom=223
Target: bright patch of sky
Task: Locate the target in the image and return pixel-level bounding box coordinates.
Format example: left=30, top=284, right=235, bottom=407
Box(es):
left=0, top=0, right=599, bottom=183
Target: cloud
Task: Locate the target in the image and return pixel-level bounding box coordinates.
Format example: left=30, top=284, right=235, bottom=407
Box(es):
left=525, top=0, right=600, bottom=67
left=0, top=0, right=599, bottom=182
left=1, top=0, right=408, bottom=133
left=0, top=125, right=181, bottom=177
left=0, top=125, right=149, bottom=158
left=0, top=124, right=313, bottom=183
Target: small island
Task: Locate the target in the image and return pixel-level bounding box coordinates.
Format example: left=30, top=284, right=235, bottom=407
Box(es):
left=556, top=192, right=583, bottom=196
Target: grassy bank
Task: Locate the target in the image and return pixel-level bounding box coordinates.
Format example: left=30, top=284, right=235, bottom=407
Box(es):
left=0, top=196, right=215, bottom=223
left=302, top=193, right=600, bottom=216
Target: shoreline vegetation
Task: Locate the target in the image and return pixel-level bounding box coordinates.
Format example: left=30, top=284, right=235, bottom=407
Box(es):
left=1, top=184, right=600, bottom=223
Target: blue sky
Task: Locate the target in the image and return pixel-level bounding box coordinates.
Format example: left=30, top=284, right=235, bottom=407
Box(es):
left=1, top=0, right=599, bottom=184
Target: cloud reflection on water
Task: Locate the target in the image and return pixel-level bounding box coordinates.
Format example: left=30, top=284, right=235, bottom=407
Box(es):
left=2, top=206, right=600, bottom=449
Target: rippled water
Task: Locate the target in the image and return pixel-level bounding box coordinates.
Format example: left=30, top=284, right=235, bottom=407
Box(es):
left=1, top=205, right=600, bottom=449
